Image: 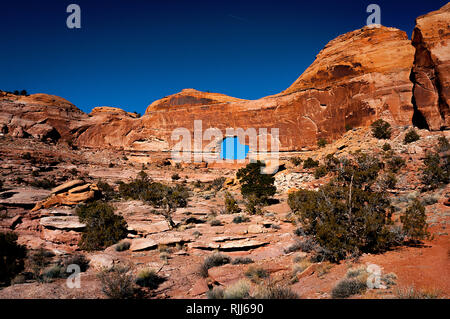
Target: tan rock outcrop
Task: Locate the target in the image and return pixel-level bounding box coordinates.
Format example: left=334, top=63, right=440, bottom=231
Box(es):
left=32, top=182, right=99, bottom=211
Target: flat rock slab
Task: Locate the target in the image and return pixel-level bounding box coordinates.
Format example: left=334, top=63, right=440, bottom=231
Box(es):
left=220, top=239, right=269, bottom=251
left=247, top=224, right=265, bottom=234
left=40, top=216, right=85, bottom=230
left=88, top=254, right=117, bottom=270
left=211, top=236, right=251, bottom=242
left=188, top=239, right=268, bottom=251
left=208, top=264, right=244, bottom=285
left=130, top=238, right=158, bottom=251
left=0, top=188, right=50, bottom=206
left=188, top=242, right=221, bottom=250
left=127, top=220, right=170, bottom=235
left=156, top=235, right=191, bottom=246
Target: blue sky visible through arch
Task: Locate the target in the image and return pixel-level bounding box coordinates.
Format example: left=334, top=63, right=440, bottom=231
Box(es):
left=220, top=136, right=250, bottom=160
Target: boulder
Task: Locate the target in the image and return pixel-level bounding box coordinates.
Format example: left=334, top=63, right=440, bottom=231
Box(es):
left=130, top=238, right=158, bottom=251
left=32, top=183, right=99, bottom=211
left=127, top=220, right=170, bottom=235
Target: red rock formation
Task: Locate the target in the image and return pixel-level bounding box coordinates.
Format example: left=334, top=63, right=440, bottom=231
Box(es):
left=0, top=92, right=87, bottom=142
left=411, top=3, right=450, bottom=130
left=1, top=4, right=449, bottom=152
left=74, top=25, right=417, bottom=152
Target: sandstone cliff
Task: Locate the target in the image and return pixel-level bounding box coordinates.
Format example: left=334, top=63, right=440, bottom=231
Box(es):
left=1, top=4, right=449, bottom=153
left=411, top=3, right=450, bottom=130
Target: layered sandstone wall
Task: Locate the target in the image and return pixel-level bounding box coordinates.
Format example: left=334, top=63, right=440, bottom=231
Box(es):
left=1, top=4, right=449, bottom=152
left=411, top=3, right=450, bottom=130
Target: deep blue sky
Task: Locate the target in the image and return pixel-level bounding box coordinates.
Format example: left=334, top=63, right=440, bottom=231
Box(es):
left=0, top=0, right=447, bottom=114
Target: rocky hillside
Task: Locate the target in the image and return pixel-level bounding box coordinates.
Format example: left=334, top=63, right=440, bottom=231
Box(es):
left=1, top=4, right=449, bottom=153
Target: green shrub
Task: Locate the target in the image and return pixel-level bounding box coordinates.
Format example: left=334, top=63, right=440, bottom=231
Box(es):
left=199, top=253, right=231, bottom=278
left=437, top=136, right=450, bottom=152
left=171, top=173, right=180, bottom=181
left=97, top=180, right=115, bottom=201
left=382, top=143, right=392, bottom=151
left=210, top=177, right=226, bottom=191
left=119, top=171, right=189, bottom=208
left=317, top=138, right=327, bottom=148
left=0, top=232, right=27, bottom=286
left=387, top=156, right=406, bottom=173
left=290, top=157, right=303, bottom=166
left=244, top=195, right=264, bottom=215
left=324, top=154, right=340, bottom=172
left=42, top=265, right=64, bottom=281
left=232, top=214, right=250, bottom=224
left=29, top=247, right=54, bottom=280
left=400, top=199, right=430, bottom=242
left=76, top=201, right=128, bottom=251
left=97, top=266, right=136, bottom=299
left=292, top=260, right=312, bottom=276
left=371, top=119, right=391, bottom=139
left=404, top=128, right=420, bottom=144
left=253, top=283, right=299, bottom=299
left=314, top=165, right=328, bottom=179
left=207, top=286, right=225, bottom=299
left=245, top=266, right=269, bottom=283
left=283, top=240, right=303, bottom=254
left=232, top=257, right=254, bottom=265
left=345, top=124, right=353, bottom=132
left=210, top=219, right=222, bottom=226
left=303, top=157, right=319, bottom=169
left=331, top=278, right=367, bottom=298
left=135, top=269, right=165, bottom=289
left=288, top=154, right=395, bottom=262
left=29, top=178, right=56, bottom=190
left=22, top=152, right=32, bottom=160
left=395, top=286, right=440, bottom=299
left=62, top=253, right=90, bottom=273
left=115, top=241, right=131, bottom=252
left=236, top=161, right=276, bottom=205
left=223, top=280, right=250, bottom=299
left=379, top=172, right=397, bottom=189
left=421, top=152, right=449, bottom=189
left=224, top=192, right=241, bottom=214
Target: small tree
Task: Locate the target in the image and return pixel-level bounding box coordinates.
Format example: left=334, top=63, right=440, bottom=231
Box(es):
left=371, top=119, right=391, bottom=139
left=317, top=138, right=327, bottom=148
left=404, top=128, right=420, bottom=144
left=303, top=157, right=319, bottom=169
left=224, top=191, right=241, bottom=214
left=422, top=152, right=449, bottom=189
left=98, top=266, right=136, bottom=299
left=437, top=136, right=449, bottom=152
left=76, top=201, right=128, bottom=251
left=0, top=232, right=27, bottom=286
left=236, top=161, right=276, bottom=205
left=400, top=199, right=430, bottom=242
